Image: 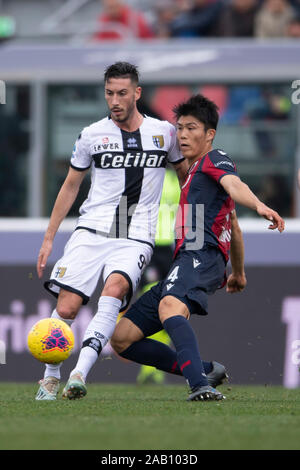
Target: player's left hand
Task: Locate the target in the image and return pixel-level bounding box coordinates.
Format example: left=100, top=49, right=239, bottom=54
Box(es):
left=37, top=239, right=53, bottom=279
left=256, top=203, right=285, bottom=233
left=226, top=273, right=247, bottom=294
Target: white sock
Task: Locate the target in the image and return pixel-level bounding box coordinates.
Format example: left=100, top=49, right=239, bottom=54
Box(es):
left=44, top=309, right=74, bottom=380
left=71, top=296, right=121, bottom=381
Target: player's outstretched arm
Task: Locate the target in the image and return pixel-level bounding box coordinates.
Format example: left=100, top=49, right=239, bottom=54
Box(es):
left=37, top=167, right=87, bottom=279
left=220, top=175, right=285, bottom=233
left=226, top=210, right=247, bottom=294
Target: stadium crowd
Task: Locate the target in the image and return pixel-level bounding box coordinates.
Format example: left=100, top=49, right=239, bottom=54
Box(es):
left=0, top=0, right=300, bottom=41
left=93, top=0, right=300, bottom=41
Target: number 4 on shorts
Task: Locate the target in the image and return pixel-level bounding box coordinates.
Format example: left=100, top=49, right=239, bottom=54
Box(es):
left=167, top=266, right=179, bottom=283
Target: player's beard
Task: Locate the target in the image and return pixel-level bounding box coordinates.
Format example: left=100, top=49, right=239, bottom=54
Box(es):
left=112, top=99, right=136, bottom=123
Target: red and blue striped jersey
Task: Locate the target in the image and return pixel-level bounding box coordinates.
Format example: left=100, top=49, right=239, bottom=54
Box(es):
left=174, top=149, right=238, bottom=262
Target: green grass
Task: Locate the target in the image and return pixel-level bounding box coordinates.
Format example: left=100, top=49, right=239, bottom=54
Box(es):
left=0, top=383, right=299, bottom=450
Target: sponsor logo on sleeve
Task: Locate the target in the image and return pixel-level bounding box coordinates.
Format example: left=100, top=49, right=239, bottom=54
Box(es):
left=215, top=160, right=234, bottom=168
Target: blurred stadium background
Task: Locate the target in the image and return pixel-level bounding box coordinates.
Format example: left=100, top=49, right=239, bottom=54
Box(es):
left=0, top=0, right=300, bottom=388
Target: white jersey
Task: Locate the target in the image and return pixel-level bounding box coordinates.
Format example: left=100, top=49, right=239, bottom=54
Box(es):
left=70, top=115, right=183, bottom=247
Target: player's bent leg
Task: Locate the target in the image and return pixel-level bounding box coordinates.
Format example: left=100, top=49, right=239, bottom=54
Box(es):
left=113, top=307, right=228, bottom=389
left=113, top=291, right=229, bottom=391
left=56, top=289, right=83, bottom=320
left=64, top=274, right=129, bottom=400
left=101, top=272, right=130, bottom=301
left=111, top=317, right=145, bottom=354
left=78, top=273, right=130, bottom=361
left=158, top=295, right=190, bottom=323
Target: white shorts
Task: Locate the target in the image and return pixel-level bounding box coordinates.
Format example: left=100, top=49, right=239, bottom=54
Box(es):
left=44, top=229, right=153, bottom=311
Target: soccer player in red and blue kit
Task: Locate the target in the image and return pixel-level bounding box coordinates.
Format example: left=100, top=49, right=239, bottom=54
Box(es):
left=111, top=94, right=285, bottom=401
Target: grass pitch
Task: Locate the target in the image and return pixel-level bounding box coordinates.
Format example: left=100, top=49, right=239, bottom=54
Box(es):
left=0, top=383, right=299, bottom=450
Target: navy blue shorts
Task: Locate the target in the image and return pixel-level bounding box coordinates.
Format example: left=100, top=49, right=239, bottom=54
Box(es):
left=124, top=245, right=226, bottom=338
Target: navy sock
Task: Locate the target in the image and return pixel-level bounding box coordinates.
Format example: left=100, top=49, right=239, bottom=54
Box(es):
left=203, top=361, right=213, bottom=375
left=163, top=315, right=208, bottom=389
left=119, top=338, right=213, bottom=376
left=120, top=338, right=180, bottom=374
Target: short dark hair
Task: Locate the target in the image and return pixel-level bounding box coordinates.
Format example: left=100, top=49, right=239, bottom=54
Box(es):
left=173, top=94, right=219, bottom=131
left=104, top=62, right=140, bottom=85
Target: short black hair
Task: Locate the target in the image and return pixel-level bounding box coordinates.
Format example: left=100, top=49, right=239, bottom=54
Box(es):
left=104, top=62, right=140, bottom=85
left=173, top=94, right=219, bottom=131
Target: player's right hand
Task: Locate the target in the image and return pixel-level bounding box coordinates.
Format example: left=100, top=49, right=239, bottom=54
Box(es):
left=256, top=203, right=285, bottom=233
left=226, top=272, right=247, bottom=294
left=37, top=239, right=53, bottom=279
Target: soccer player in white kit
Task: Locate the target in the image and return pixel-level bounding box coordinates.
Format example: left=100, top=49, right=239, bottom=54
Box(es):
left=35, top=62, right=187, bottom=400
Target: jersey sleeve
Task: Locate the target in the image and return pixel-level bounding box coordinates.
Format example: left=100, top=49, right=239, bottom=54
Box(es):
left=166, top=122, right=185, bottom=165
left=201, top=149, right=238, bottom=182
left=70, top=127, right=92, bottom=171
